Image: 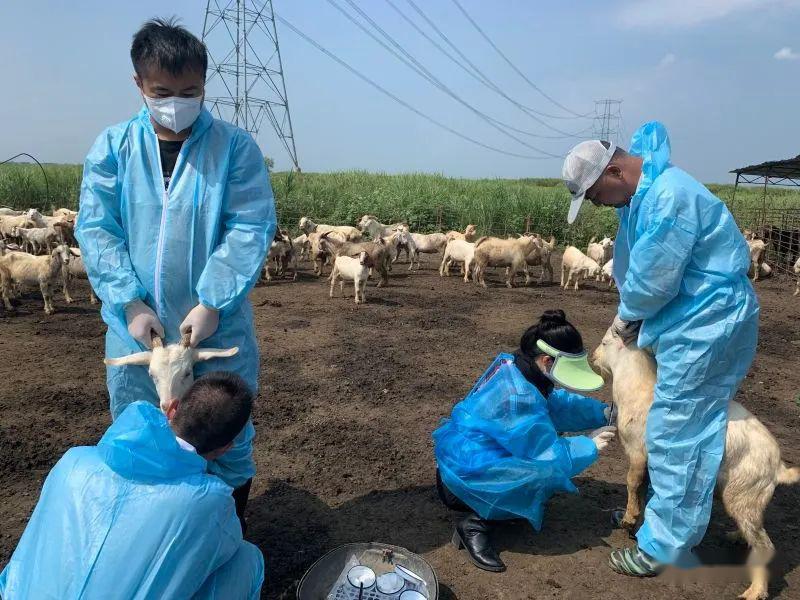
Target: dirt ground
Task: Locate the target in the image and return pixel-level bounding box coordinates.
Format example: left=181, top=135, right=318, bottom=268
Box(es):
left=1, top=254, right=799, bottom=600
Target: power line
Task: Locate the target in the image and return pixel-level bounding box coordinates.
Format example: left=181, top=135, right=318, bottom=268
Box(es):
left=330, top=0, right=564, bottom=157
left=400, top=0, right=590, bottom=124
left=273, top=13, right=553, bottom=159
left=449, top=0, right=589, bottom=119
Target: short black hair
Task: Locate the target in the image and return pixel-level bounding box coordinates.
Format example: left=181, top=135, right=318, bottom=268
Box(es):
left=131, top=17, right=208, bottom=79
left=520, top=309, right=584, bottom=357
left=172, top=372, right=253, bottom=454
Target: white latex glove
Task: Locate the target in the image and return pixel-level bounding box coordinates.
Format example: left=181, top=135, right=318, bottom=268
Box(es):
left=611, top=315, right=642, bottom=347
left=124, top=300, right=165, bottom=348
left=180, top=304, right=219, bottom=347
left=589, top=426, right=617, bottom=452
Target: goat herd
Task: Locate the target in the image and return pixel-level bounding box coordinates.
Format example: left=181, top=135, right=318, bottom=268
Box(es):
left=263, top=215, right=620, bottom=304
left=1, top=207, right=798, bottom=314
left=265, top=215, right=800, bottom=304
left=0, top=207, right=94, bottom=315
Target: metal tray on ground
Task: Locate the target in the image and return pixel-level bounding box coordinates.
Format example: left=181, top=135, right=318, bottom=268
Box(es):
left=297, top=542, right=438, bottom=600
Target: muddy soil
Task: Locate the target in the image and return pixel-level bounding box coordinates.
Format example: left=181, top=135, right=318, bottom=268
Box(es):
left=1, top=255, right=799, bottom=599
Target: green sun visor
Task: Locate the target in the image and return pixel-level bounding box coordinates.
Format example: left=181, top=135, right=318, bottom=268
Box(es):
left=536, top=339, right=604, bottom=392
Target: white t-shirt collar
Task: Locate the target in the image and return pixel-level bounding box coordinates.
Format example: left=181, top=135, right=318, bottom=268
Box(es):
left=175, top=436, right=197, bottom=454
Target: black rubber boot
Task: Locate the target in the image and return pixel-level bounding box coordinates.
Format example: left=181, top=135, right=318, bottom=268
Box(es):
left=452, top=513, right=506, bottom=572
left=232, top=478, right=253, bottom=535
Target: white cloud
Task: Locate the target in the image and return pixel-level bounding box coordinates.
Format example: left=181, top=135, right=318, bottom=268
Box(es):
left=618, top=0, right=799, bottom=28
left=774, top=46, right=800, bottom=60
left=658, top=53, right=676, bottom=67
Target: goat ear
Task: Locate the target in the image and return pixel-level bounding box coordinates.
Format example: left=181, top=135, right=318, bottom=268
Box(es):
left=195, top=347, right=239, bottom=361
left=69, top=248, right=80, bottom=256
left=104, top=351, right=153, bottom=366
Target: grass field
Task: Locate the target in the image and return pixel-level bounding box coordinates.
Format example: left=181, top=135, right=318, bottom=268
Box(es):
left=2, top=162, right=799, bottom=247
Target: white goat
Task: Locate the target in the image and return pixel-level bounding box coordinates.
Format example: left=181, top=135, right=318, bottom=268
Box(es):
left=13, top=225, right=60, bottom=255
left=293, top=233, right=310, bottom=261
left=472, top=235, right=538, bottom=288
left=444, top=224, right=478, bottom=243
left=601, top=259, right=616, bottom=289
left=262, top=231, right=295, bottom=282
left=592, top=326, right=799, bottom=600
left=382, top=229, right=413, bottom=271
left=104, top=333, right=239, bottom=413
left=357, top=215, right=405, bottom=240
left=440, top=239, right=475, bottom=282
left=0, top=215, right=35, bottom=241
left=0, top=208, right=24, bottom=216
left=53, top=208, right=78, bottom=218
left=299, top=216, right=361, bottom=241
left=794, top=257, right=800, bottom=297
left=329, top=250, right=371, bottom=304
left=560, top=246, right=602, bottom=290
left=586, top=236, right=614, bottom=272
left=0, top=243, right=71, bottom=314
left=745, top=236, right=770, bottom=282
left=408, top=232, right=447, bottom=270
left=516, top=234, right=556, bottom=284
left=62, top=248, right=98, bottom=304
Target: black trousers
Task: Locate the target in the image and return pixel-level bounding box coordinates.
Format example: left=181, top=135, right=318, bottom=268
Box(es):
left=436, top=469, right=471, bottom=512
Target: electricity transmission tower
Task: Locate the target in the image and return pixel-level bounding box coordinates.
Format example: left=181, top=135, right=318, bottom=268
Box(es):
left=593, top=99, right=623, bottom=144
left=202, top=0, right=300, bottom=170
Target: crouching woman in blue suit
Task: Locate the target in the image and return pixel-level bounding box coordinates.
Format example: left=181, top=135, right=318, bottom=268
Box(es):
left=433, top=310, right=615, bottom=572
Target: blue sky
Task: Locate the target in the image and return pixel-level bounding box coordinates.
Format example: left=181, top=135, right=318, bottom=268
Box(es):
left=1, top=0, right=798, bottom=182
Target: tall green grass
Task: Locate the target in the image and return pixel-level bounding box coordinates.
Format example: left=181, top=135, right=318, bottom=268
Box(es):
left=1, top=163, right=798, bottom=247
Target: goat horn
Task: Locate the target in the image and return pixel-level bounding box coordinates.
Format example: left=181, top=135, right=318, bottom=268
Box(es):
left=180, top=330, right=192, bottom=347
left=151, top=333, right=163, bottom=348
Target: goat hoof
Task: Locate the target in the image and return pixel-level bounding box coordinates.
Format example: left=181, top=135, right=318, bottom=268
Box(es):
left=738, top=586, right=769, bottom=600
left=724, top=530, right=747, bottom=545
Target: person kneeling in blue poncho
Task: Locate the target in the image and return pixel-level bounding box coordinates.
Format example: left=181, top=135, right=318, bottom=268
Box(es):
left=0, top=372, right=264, bottom=600
left=433, top=310, right=615, bottom=573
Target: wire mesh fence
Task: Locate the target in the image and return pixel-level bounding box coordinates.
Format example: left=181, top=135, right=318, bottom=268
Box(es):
left=732, top=207, right=800, bottom=274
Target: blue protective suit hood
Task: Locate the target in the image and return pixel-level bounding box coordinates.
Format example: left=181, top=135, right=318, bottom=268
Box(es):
left=434, top=353, right=606, bottom=529
left=97, top=400, right=207, bottom=481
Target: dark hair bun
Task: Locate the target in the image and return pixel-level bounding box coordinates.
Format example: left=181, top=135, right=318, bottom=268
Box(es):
left=540, top=309, right=567, bottom=324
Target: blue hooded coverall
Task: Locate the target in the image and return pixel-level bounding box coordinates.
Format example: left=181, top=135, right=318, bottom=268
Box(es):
left=75, top=107, right=276, bottom=488
left=0, top=401, right=264, bottom=599
left=433, top=354, right=608, bottom=529
left=613, top=122, right=759, bottom=565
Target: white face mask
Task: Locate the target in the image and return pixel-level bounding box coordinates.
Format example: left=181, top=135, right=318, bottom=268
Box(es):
left=144, top=95, right=203, bottom=134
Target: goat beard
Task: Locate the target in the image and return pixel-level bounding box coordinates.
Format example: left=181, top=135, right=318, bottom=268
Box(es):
left=513, top=350, right=554, bottom=398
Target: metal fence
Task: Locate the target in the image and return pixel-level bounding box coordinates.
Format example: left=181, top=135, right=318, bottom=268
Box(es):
left=732, top=207, right=800, bottom=274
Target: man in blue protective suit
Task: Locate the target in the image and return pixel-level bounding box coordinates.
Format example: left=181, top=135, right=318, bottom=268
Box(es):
left=0, top=372, right=264, bottom=599
left=562, top=122, right=759, bottom=576
left=75, top=18, right=276, bottom=526
left=434, top=310, right=616, bottom=572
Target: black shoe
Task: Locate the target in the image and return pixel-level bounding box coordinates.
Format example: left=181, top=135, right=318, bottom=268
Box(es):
left=452, top=513, right=506, bottom=572
left=232, top=478, right=253, bottom=535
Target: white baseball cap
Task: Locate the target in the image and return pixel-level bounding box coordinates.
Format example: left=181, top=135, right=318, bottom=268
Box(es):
left=562, top=140, right=617, bottom=224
